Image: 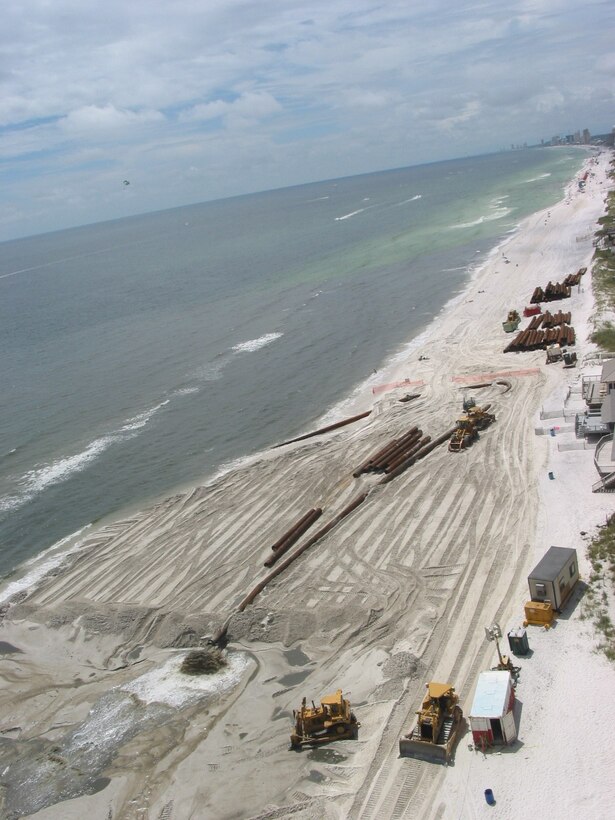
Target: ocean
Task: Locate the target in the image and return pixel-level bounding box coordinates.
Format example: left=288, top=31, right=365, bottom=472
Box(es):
left=0, top=147, right=586, bottom=582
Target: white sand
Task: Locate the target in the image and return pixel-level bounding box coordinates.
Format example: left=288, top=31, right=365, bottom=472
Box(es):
left=1, top=149, right=614, bottom=820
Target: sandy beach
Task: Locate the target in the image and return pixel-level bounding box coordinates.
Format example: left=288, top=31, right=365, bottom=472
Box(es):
left=1, top=149, right=614, bottom=820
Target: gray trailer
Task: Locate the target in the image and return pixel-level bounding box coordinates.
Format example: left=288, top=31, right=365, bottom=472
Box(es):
left=527, top=546, right=579, bottom=612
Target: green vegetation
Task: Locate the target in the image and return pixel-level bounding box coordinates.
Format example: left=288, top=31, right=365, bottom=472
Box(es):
left=583, top=157, right=615, bottom=661
left=590, top=320, right=615, bottom=351
left=591, top=163, right=615, bottom=330
left=581, top=514, right=615, bottom=662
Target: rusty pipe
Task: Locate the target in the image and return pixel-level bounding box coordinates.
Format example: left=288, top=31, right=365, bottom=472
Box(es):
left=273, top=411, right=371, bottom=449
left=270, top=508, right=322, bottom=552
left=380, top=429, right=455, bottom=484
left=238, top=492, right=369, bottom=612
left=265, top=508, right=323, bottom=567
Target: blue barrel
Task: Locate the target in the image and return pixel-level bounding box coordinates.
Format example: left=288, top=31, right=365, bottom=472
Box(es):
left=484, top=788, right=495, bottom=806
left=548, top=471, right=554, bottom=480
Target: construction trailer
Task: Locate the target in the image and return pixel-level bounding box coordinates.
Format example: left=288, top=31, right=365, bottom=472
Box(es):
left=469, top=671, right=517, bottom=749
left=527, top=546, right=579, bottom=613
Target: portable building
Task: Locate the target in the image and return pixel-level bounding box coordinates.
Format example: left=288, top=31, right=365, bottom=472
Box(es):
left=469, top=671, right=517, bottom=748
left=527, top=546, right=578, bottom=612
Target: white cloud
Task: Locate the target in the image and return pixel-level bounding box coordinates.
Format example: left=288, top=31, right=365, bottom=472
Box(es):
left=180, top=92, right=281, bottom=124
left=0, top=1, right=613, bottom=240
left=60, top=105, right=165, bottom=134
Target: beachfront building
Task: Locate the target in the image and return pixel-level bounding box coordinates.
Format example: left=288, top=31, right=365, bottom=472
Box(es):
left=469, top=671, right=517, bottom=749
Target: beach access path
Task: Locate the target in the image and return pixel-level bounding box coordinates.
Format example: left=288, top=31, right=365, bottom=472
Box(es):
left=1, top=149, right=614, bottom=820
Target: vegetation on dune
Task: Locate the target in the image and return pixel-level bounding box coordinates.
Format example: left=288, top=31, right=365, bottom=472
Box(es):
left=581, top=513, right=615, bottom=662
left=591, top=162, right=615, bottom=339
left=582, top=154, right=615, bottom=662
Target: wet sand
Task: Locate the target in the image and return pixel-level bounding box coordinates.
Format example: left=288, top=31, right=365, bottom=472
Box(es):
left=0, top=149, right=613, bottom=820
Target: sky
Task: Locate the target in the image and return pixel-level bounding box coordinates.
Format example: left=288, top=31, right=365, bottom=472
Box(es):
left=0, top=0, right=613, bottom=242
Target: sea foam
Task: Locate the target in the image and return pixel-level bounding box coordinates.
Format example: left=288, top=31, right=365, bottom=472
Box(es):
left=231, top=332, right=283, bottom=353
left=123, top=651, right=251, bottom=708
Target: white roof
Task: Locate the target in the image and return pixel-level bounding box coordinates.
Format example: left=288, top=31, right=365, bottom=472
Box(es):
left=469, top=671, right=511, bottom=718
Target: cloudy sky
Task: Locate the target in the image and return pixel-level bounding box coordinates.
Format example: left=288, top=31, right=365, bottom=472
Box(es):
left=1, top=0, right=613, bottom=241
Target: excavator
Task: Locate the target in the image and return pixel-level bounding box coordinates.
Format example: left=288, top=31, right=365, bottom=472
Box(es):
left=289, top=689, right=359, bottom=750
left=399, top=681, right=463, bottom=763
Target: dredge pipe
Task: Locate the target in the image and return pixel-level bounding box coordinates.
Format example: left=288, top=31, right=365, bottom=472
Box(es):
left=372, top=429, right=421, bottom=471
left=380, top=428, right=456, bottom=484
left=371, top=430, right=421, bottom=470
left=270, top=508, right=321, bottom=552
left=354, top=426, right=419, bottom=476
left=354, top=437, right=402, bottom=477
left=265, top=508, right=323, bottom=567
left=238, top=492, right=369, bottom=612
left=385, top=435, right=430, bottom=474
left=273, top=411, right=371, bottom=449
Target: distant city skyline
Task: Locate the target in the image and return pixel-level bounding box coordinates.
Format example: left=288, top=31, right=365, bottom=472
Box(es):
left=1, top=1, right=614, bottom=242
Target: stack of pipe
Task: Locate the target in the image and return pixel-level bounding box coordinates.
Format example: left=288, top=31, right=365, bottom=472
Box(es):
left=563, top=267, right=586, bottom=287
left=379, top=428, right=455, bottom=484
left=504, top=323, right=576, bottom=352
left=530, top=281, right=571, bottom=303
left=264, top=508, right=322, bottom=567
left=527, top=310, right=571, bottom=330
left=353, top=426, right=429, bottom=476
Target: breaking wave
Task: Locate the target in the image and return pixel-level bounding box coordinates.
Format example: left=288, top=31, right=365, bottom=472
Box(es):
left=231, top=332, right=283, bottom=353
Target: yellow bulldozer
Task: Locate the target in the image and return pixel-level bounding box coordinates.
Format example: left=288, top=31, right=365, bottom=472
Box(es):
left=449, top=416, right=478, bottom=452
left=399, top=681, right=463, bottom=763
left=289, top=689, right=359, bottom=750
left=449, top=404, right=495, bottom=452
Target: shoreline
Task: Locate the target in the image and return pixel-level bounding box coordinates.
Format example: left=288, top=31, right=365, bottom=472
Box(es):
left=1, top=148, right=613, bottom=819
left=0, top=159, right=583, bottom=604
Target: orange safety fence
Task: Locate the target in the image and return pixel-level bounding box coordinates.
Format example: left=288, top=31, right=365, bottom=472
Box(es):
left=452, top=368, right=540, bottom=383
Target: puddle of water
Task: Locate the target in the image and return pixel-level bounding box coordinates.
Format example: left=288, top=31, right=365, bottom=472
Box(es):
left=308, top=769, right=327, bottom=783
left=283, top=647, right=311, bottom=667
left=0, top=641, right=21, bottom=655
left=272, top=707, right=292, bottom=721
left=307, top=747, right=347, bottom=764
left=277, top=669, right=312, bottom=688
left=126, top=645, right=143, bottom=661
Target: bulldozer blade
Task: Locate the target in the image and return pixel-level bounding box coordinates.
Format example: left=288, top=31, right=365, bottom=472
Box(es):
left=398, top=738, right=450, bottom=763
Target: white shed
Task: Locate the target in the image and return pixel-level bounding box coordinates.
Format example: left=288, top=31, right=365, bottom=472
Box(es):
left=469, top=670, right=517, bottom=748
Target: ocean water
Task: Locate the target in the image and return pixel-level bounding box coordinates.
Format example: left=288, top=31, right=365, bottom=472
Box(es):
left=0, top=148, right=586, bottom=580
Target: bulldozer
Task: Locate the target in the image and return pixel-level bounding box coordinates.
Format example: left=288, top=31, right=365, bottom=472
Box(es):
left=399, top=682, right=463, bottom=763
left=289, top=689, right=359, bottom=750
left=448, top=416, right=478, bottom=452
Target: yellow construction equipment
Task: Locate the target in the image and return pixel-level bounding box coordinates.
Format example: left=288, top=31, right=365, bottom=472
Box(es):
left=448, top=416, right=478, bottom=452
left=399, top=682, right=463, bottom=763
left=502, top=309, right=521, bottom=332
left=289, top=689, right=359, bottom=750
left=449, top=404, right=495, bottom=452
left=523, top=600, right=554, bottom=629
left=466, top=404, right=496, bottom=430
